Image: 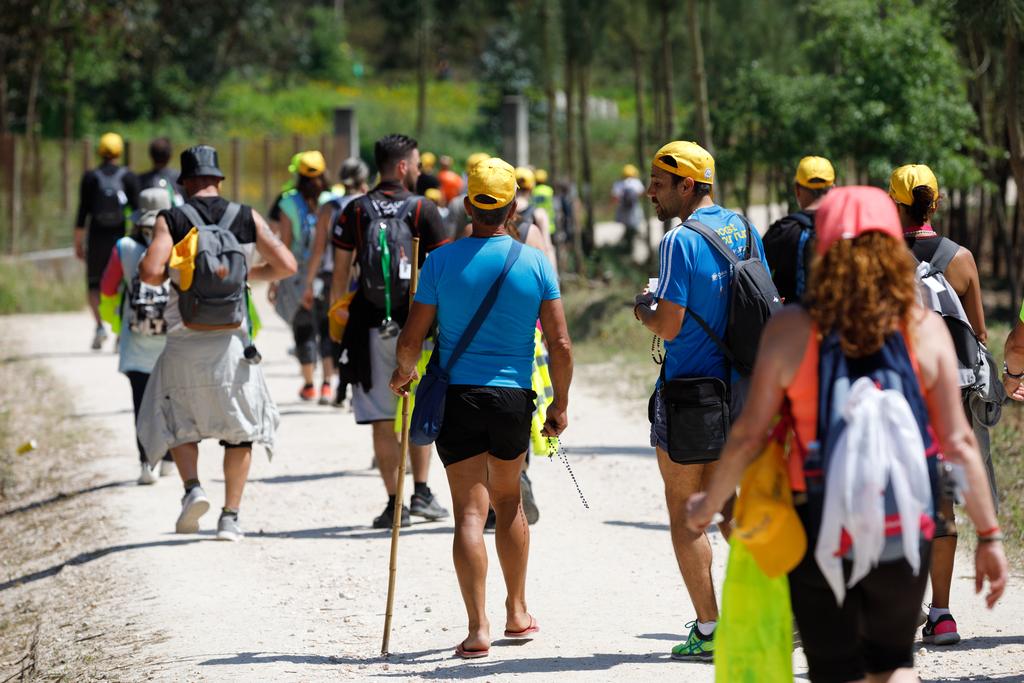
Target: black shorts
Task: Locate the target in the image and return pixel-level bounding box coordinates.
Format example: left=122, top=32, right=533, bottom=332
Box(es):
left=435, top=385, right=536, bottom=467
left=86, top=229, right=123, bottom=289
left=789, top=542, right=931, bottom=682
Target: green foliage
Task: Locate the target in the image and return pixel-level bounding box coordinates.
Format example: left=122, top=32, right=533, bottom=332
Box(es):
left=0, top=260, right=84, bottom=314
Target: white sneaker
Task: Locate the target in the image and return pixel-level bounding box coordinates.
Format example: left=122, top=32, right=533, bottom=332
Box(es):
left=217, top=513, right=244, bottom=542
left=91, top=325, right=108, bottom=351
left=159, top=459, right=177, bottom=477
left=175, top=486, right=210, bottom=533
left=137, top=463, right=158, bottom=485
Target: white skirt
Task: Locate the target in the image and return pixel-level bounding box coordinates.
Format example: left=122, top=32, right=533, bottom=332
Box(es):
left=136, top=328, right=279, bottom=464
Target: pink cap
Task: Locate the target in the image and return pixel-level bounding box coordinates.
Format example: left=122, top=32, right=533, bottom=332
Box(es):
left=815, top=186, right=903, bottom=255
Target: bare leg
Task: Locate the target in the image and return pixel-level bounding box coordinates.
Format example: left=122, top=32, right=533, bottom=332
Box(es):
left=300, top=363, right=315, bottom=386
left=372, top=421, right=400, bottom=495
left=223, top=446, right=252, bottom=510
left=867, top=668, right=919, bottom=682
left=410, top=443, right=432, bottom=483
left=657, top=447, right=719, bottom=622
left=445, top=454, right=491, bottom=651
left=487, top=452, right=532, bottom=633
left=321, top=356, right=336, bottom=385
left=929, top=499, right=956, bottom=609
left=87, top=289, right=102, bottom=326
left=171, top=442, right=199, bottom=482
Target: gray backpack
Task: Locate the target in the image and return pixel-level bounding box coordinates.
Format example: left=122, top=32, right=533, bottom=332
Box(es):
left=175, top=202, right=248, bottom=330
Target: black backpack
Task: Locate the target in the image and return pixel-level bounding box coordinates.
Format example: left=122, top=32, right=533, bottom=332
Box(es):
left=683, top=217, right=782, bottom=377
left=91, top=167, right=129, bottom=228
left=791, top=211, right=815, bottom=299
left=357, top=196, right=417, bottom=315
left=175, top=202, right=248, bottom=330
left=516, top=205, right=536, bottom=243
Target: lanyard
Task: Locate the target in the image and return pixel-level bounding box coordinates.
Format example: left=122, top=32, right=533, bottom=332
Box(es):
left=379, top=226, right=392, bottom=322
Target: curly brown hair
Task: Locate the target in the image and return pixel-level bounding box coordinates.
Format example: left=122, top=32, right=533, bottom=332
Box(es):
left=806, top=232, right=919, bottom=357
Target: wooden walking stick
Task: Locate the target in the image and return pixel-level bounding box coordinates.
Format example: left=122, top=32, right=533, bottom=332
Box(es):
left=381, top=236, right=420, bottom=656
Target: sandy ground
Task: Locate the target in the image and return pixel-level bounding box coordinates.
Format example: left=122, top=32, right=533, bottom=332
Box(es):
left=2, top=290, right=1023, bottom=682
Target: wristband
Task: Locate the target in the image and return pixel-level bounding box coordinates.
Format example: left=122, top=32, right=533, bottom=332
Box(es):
left=978, top=525, right=1001, bottom=537
left=978, top=533, right=1004, bottom=543
left=1004, top=362, right=1024, bottom=379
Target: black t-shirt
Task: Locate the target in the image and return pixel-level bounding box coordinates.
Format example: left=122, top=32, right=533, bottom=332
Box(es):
left=416, top=173, right=441, bottom=195
left=906, top=233, right=946, bottom=263
left=159, top=195, right=257, bottom=245
left=267, top=192, right=285, bottom=222
left=75, top=162, right=141, bottom=232
left=762, top=210, right=815, bottom=304
left=331, top=180, right=450, bottom=266
left=138, top=166, right=183, bottom=195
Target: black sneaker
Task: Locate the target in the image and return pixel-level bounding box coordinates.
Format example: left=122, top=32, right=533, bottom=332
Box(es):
left=373, top=503, right=410, bottom=529
left=520, top=471, right=539, bottom=525
left=410, top=490, right=450, bottom=520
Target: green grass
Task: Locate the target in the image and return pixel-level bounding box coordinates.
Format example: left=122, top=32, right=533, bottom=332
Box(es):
left=0, top=260, right=84, bottom=314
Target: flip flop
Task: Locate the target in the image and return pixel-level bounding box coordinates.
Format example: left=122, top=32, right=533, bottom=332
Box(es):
left=455, top=641, right=490, bottom=659
left=504, top=616, right=540, bottom=639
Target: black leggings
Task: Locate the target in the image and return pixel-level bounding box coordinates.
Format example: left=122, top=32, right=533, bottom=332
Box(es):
left=292, top=307, right=318, bottom=365
left=126, top=371, right=171, bottom=464
left=789, top=542, right=932, bottom=682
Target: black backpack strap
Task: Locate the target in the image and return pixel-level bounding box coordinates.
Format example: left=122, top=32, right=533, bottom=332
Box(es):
left=686, top=310, right=739, bottom=369
left=178, top=203, right=204, bottom=229
left=791, top=211, right=813, bottom=229
left=683, top=220, right=740, bottom=265
left=737, top=214, right=757, bottom=260
left=217, top=201, right=241, bottom=230
left=929, top=237, right=960, bottom=275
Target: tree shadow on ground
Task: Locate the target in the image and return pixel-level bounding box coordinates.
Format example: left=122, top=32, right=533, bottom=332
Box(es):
left=215, top=469, right=377, bottom=485
left=916, top=634, right=1024, bottom=652
left=604, top=520, right=670, bottom=532
left=0, top=479, right=132, bottom=518
left=367, top=651, right=692, bottom=678
left=68, top=408, right=134, bottom=419
left=0, top=351, right=105, bottom=365
left=561, top=445, right=652, bottom=458
left=0, top=537, right=211, bottom=592
left=255, top=523, right=453, bottom=541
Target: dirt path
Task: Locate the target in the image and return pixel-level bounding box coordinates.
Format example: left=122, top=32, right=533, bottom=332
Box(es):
left=2, top=293, right=1022, bottom=682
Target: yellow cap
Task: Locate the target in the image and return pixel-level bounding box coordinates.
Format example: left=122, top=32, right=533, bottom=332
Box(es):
left=622, top=164, right=639, bottom=178
left=98, top=132, right=124, bottom=159
left=534, top=168, right=548, bottom=184
left=421, top=151, right=437, bottom=171
left=888, top=164, right=939, bottom=208
left=468, top=157, right=517, bottom=210
left=795, top=156, right=835, bottom=189
left=515, top=166, right=536, bottom=191
left=466, top=152, right=491, bottom=173
left=652, top=141, right=715, bottom=186
left=297, top=150, right=326, bottom=178
left=424, top=187, right=443, bottom=204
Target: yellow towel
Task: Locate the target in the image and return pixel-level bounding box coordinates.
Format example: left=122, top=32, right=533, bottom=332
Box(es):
left=169, top=227, right=199, bottom=291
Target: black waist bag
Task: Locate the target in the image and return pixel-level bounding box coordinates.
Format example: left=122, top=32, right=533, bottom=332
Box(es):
left=660, top=376, right=730, bottom=464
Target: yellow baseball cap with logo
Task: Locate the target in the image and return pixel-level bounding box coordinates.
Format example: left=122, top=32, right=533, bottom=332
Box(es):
left=515, top=166, right=536, bottom=191
left=622, top=164, right=639, bottom=178
left=888, top=164, right=939, bottom=209
left=795, top=156, right=835, bottom=189
left=297, top=150, right=326, bottom=178
left=466, top=152, right=491, bottom=173
left=98, top=132, right=124, bottom=159
left=468, top=157, right=517, bottom=209
left=652, top=141, right=715, bottom=189
left=535, top=168, right=549, bottom=184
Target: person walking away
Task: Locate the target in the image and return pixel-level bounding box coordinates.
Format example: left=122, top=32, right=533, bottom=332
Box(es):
left=532, top=168, right=556, bottom=229
left=632, top=141, right=769, bottom=658
left=513, top=167, right=558, bottom=272
left=273, top=151, right=335, bottom=401
left=137, top=137, right=184, bottom=206
left=890, top=163, right=997, bottom=646
left=308, top=157, right=370, bottom=406
left=98, top=188, right=175, bottom=484
left=74, top=132, right=140, bottom=350
left=416, top=151, right=441, bottom=196
left=687, top=186, right=1007, bottom=682
left=329, top=134, right=451, bottom=528
left=388, top=157, right=572, bottom=658
left=611, top=164, right=646, bottom=251
left=136, top=145, right=297, bottom=541
left=762, top=156, right=835, bottom=303
left=438, top=155, right=464, bottom=206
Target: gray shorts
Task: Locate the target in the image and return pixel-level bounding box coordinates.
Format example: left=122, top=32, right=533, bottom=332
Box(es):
left=352, top=328, right=432, bottom=424
left=649, top=388, right=669, bottom=453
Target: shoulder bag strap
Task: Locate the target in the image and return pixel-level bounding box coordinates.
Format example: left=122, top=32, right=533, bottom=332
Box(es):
left=929, top=237, right=959, bottom=275
left=686, top=309, right=738, bottom=368
left=443, top=240, right=524, bottom=374
left=178, top=203, right=204, bottom=229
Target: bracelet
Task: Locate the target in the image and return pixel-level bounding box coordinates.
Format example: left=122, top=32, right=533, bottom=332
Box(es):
left=1004, top=362, right=1024, bottom=379
left=978, top=533, right=1004, bottom=543
left=978, top=525, right=1001, bottom=537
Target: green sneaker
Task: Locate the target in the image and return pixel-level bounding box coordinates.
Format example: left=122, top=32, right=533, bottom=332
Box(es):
left=671, top=620, right=715, bottom=659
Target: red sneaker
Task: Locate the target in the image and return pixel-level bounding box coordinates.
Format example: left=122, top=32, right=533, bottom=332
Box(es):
left=922, top=613, right=960, bottom=645
left=299, top=384, right=316, bottom=401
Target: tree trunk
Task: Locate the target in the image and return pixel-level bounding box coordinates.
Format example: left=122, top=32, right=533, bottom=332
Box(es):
left=541, top=1, right=558, bottom=180
left=631, top=42, right=653, bottom=265
left=0, top=41, right=9, bottom=134
left=579, top=62, right=594, bottom=257
left=650, top=53, right=664, bottom=141
left=24, top=45, right=44, bottom=195
left=687, top=0, right=713, bottom=152
left=564, top=57, right=577, bottom=188
left=62, top=31, right=76, bottom=213
left=415, top=3, right=429, bottom=137
left=1004, top=25, right=1024, bottom=303
left=659, top=0, right=674, bottom=138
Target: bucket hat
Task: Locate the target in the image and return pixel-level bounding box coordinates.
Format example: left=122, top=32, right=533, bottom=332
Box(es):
left=179, top=145, right=224, bottom=180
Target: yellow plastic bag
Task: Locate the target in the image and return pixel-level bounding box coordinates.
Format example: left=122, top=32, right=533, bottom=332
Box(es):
left=169, top=227, right=199, bottom=291
left=715, top=538, right=793, bottom=683
left=328, top=291, right=355, bottom=342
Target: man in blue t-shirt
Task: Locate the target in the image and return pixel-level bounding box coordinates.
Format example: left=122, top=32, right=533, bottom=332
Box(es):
left=632, top=140, right=768, bottom=660
left=389, top=157, right=573, bottom=657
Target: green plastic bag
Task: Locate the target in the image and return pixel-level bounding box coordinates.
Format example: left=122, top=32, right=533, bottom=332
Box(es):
left=715, top=538, right=793, bottom=682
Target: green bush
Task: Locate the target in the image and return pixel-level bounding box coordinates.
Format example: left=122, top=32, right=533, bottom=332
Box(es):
left=0, top=260, right=84, bottom=314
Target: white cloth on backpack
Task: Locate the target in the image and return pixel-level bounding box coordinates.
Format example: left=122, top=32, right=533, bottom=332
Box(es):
left=814, top=377, right=932, bottom=606
left=915, top=256, right=980, bottom=388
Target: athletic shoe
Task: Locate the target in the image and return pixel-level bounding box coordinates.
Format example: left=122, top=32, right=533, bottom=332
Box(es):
left=318, top=382, right=331, bottom=406
left=216, top=513, right=244, bottom=542
left=373, top=503, right=410, bottom=529
left=299, top=384, right=316, bottom=401
left=915, top=606, right=928, bottom=629
left=175, top=486, right=210, bottom=533
left=137, top=463, right=157, bottom=485
left=410, top=490, right=450, bottom=520
left=671, top=621, right=715, bottom=659
left=923, top=613, right=961, bottom=645
left=91, top=325, right=107, bottom=350
left=159, top=459, right=177, bottom=477
left=520, top=471, right=540, bottom=525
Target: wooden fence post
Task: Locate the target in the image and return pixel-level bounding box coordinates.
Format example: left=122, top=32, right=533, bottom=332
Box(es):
left=61, top=137, right=71, bottom=213
left=262, top=136, right=271, bottom=208
left=231, top=137, right=241, bottom=200
left=9, top=135, right=19, bottom=254
left=124, top=139, right=132, bottom=169
left=292, top=134, right=302, bottom=156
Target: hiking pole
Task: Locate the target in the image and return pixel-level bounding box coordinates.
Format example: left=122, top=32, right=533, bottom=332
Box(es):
left=382, top=237, right=420, bottom=656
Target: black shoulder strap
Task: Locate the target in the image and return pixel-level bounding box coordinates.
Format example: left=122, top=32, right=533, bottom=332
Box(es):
left=217, top=201, right=241, bottom=230
left=686, top=310, right=738, bottom=369
left=359, top=194, right=381, bottom=223
left=929, top=237, right=960, bottom=275
left=791, top=211, right=813, bottom=229
left=178, top=203, right=204, bottom=228
left=683, top=220, right=740, bottom=265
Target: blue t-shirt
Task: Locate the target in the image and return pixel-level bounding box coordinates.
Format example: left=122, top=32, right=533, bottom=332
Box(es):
left=654, top=204, right=769, bottom=381
left=416, top=235, right=560, bottom=388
